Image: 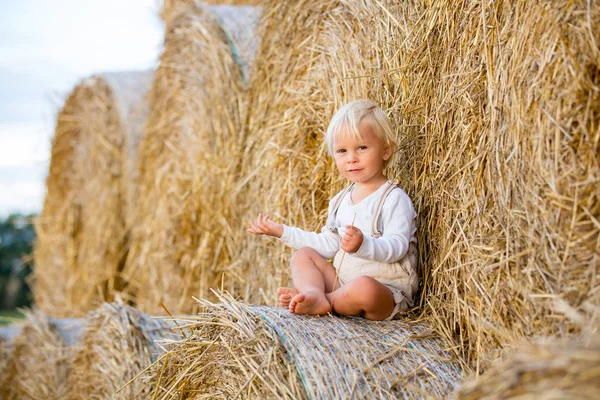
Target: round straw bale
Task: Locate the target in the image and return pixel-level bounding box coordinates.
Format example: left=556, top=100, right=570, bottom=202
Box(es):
left=161, top=0, right=263, bottom=25
left=409, top=0, right=600, bottom=371
left=0, top=310, right=84, bottom=399
left=122, top=4, right=261, bottom=314
left=234, top=0, right=600, bottom=372
left=234, top=0, right=432, bottom=308
left=144, top=292, right=461, bottom=399
left=453, top=332, right=600, bottom=399
left=0, top=326, right=22, bottom=381
left=33, top=71, right=153, bottom=318
left=0, top=325, right=21, bottom=347
left=51, top=317, right=86, bottom=347
left=0, top=346, right=5, bottom=383
left=68, top=302, right=175, bottom=399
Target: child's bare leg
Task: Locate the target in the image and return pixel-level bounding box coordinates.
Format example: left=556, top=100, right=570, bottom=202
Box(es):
left=277, top=287, right=298, bottom=307
left=286, top=247, right=337, bottom=315
left=329, top=276, right=395, bottom=320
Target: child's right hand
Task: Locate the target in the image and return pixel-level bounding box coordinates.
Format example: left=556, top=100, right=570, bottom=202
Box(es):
left=247, top=213, right=284, bottom=238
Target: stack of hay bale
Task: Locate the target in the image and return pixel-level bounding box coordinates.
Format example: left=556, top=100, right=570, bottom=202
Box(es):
left=0, top=303, right=174, bottom=399
left=233, top=0, right=431, bottom=305
left=25, top=0, right=599, bottom=396
left=229, top=0, right=600, bottom=374
left=454, top=330, right=600, bottom=399
left=160, top=0, right=263, bottom=25
left=142, top=292, right=462, bottom=399
left=68, top=302, right=175, bottom=399
left=407, top=0, right=600, bottom=371
left=121, top=3, right=261, bottom=314
left=33, top=71, right=153, bottom=317
left=0, top=310, right=84, bottom=398
left=33, top=2, right=262, bottom=317
left=0, top=325, right=21, bottom=382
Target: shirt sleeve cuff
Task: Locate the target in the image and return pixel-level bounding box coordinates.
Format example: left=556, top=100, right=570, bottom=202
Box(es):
left=350, top=234, right=372, bottom=258
left=280, top=224, right=292, bottom=243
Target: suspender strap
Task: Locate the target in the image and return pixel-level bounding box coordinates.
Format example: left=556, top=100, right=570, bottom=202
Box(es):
left=371, top=181, right=397, bottom=238
left=326, top=183, right=354, bottom=233
left=327, top=181, right=397, bottom=237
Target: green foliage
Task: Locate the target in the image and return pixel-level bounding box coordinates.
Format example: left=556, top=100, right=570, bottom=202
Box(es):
left=0, top=213, right=35, bottom=309
left=0, top=310, right=25, bottom=326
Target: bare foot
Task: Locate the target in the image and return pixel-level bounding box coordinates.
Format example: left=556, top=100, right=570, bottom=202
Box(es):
left=277, top=287, right=299, bottom=307
left=289, top=291, right=332, bottom=315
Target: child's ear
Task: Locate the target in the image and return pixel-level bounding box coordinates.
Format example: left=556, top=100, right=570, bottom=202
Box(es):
left=383, top=146, right=392, bottom=161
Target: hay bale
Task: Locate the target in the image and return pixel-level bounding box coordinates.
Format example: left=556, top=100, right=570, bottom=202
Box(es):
left=411, top=0, right=600, bottom=371
left=0, top=326, right=22, bottom=381
left=102, top=73, right=156, bottom=232
left=453, top=332, right=600, bottom=399
left=0, top=326, right=21, bottom=349
left=51, top=317, right=86, bottom=347
left=234, top=0, right=431, bottom=309
left=161, top=0, right=263, bottom=25
left=68, top=302, right=175, bottom=399
left=33, top=71, right=153, bottom=317
left=122, top=4, right=261, bottom=314
left=0, top=346, right=6, bottom=383
left=0, top=310, right=84, bottom=399
left=144, top=292, right=461, bottom=399
left=234, top=0, right=599, bottom=371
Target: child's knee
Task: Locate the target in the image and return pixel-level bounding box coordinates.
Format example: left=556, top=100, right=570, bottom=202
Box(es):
left=290, top=247, right=324, bottom=272
left=350, top=276, right=378, bottom=290
left=347, top=276, right=390, bottom=302
left=290, top=247, right=317, bottom=264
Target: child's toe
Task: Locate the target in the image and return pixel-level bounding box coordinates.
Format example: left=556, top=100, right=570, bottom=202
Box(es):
left=279, top=294, right=291, bottom=306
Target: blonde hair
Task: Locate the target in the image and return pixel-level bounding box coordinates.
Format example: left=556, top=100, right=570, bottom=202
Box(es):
left=325, top=99, right=396, bottom=157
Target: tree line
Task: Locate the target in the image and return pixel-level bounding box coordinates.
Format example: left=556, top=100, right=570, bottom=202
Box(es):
left=0, top=213, right=34, bottom=310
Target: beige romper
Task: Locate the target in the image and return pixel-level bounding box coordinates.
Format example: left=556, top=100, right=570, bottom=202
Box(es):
left=329, top=183, right=419, bottom=320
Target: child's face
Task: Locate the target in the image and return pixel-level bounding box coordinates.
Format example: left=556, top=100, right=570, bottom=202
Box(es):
left=333, top=120, right=391, bottom=186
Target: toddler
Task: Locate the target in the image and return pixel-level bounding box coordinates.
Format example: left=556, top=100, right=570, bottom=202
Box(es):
left=248, top=99, right=418, bottom=320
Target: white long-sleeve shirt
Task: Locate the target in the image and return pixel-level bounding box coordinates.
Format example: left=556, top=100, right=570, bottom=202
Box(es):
left=280, top=181, right=417, bottom=263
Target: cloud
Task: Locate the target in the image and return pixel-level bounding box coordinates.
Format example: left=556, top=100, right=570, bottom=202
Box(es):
left=0, top=0, right=163, bottom=75
left=0, top=127, right=49, bottom=217
left=0, top=122, right=51, bottom=167
left=0, top=179, right=46, bottom=218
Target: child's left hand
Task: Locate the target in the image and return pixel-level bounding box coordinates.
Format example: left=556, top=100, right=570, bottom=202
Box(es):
left=247, top=213, right=284, bottom=238
left=341, top=226, right=363, bottom=253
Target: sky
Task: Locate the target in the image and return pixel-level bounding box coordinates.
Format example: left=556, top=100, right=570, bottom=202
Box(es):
left=0, top=0, right=164, bottom=218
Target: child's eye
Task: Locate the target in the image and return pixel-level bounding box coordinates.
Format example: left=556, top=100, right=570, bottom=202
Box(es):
left=358, top=146, right=367, bottom=150
left=336, top=149, right=346, bottom=154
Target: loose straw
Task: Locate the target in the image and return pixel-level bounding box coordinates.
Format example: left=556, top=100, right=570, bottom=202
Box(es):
left=331, top=213, right=357, bottom=302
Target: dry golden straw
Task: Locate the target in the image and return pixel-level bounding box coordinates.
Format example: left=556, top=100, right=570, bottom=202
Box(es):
left=142, top=291, right=461, bottom=399
left=0, top=310, right=84, bottom=399
left=234, top=0, right=426, bottom=308
left=453, top=332, right=600, bottom=399
left=412, top=0, right=600, bottom=372
left=68, top=302, right=174, bottom=399
left=27, top=0, right=598, bottom=388
left=33, top=71, right=153, bottom=317
left=332, top=212, right=357, bottom=295
left=122, top=4, right=261, bottom=314
left=232, top=0, right=599, bottom=372
left=0, top=326, right=21, bottom=382
left=161, top=0, right=263, bottom=25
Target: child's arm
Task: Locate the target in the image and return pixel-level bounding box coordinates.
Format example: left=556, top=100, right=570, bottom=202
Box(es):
left=279, top=224, right=339, bottom=259
left=276, top=189, right=351, bottom=259
left=247, top=213, right=284, bottom=238
left=247, top=213, right=340, bottom=259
